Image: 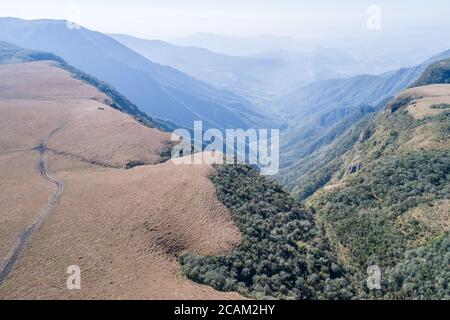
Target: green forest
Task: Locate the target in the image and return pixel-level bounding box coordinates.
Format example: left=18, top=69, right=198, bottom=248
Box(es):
left=180, top=164, right=355, bottom=300
left=180, top=60, right=450, bottom=300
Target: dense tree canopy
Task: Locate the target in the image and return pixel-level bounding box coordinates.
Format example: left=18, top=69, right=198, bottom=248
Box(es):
left=180, top=164, right=354, bottom=300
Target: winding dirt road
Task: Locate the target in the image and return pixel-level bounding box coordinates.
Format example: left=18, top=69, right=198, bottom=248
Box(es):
left=0, top=127, right=65, bottom=286
left=0, top=61, right=243, bottom=299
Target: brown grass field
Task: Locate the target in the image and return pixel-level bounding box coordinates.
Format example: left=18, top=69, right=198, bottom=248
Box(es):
left=402, top=84, right=450, bottom=120
left=0, top=61, right=242, bottom=299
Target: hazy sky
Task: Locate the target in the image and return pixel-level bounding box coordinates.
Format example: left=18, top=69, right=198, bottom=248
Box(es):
left=1, top=0, right=449, bottom=44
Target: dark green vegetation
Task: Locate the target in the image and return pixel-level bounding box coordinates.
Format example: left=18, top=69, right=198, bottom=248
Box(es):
left=384, top=235, right=449, bottom=299
left=309, top=98, right=450, bottom=299
left=180, top=164, right=354, bottom=300
left=3, top=21, right=449, bottom=299
left=385, top=95, right=415, bottom=114
left=431, top=103, right=450, bottom=110
left=411, top=58, right=450, bottom=88
left=182, top=61, right=450, bottom=299
left=275, top=67, right=424, bottom=202
left=181, top=146, right=449, bottom=299
left=0, top=41, right=64, bottom=64
left=277, top=52, right=450, bottom=203
left=312, top=150, right=450, bottom=266
left=278, top=106, right=377, bottom=201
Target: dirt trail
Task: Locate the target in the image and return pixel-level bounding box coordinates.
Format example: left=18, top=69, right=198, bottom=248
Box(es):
left=0, top=126, right=65, bottom=285
left=0, top=61, right=242, bottom=299
left=0, top=149, right=34, bottom=156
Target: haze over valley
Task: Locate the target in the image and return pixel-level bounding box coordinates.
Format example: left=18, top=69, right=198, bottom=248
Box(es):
left=0, top=1, right=449, bottom=301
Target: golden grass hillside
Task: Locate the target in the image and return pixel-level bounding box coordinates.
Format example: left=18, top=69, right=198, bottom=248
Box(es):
left=0, top=61, right=242, bottom=299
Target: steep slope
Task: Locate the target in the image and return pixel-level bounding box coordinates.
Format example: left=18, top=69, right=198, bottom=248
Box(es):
left=307, top=69, right=450, bottom=298
left=0, top=41, right=174, bottom=132
left=410, top=58, right=450, bottom=88
left=277, top=50, right=450, bottom=199
left=0, top=57, right=244, bottom=299
left=277, top=49, right=450, bottom=128
left=278, top=64, right=427, bottom=119
left=277, top=107, right=377, bottom=199
left=0, top=17, right=269, bottom=130
left=180, top=164, right=354, bottom=300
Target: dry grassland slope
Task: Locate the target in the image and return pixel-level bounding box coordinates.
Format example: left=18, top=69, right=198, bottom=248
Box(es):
left=0, top=61, right=242, bottom=299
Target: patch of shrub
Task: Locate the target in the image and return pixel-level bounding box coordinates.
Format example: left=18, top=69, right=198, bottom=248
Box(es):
left=180, top=164, right=354, bottom=299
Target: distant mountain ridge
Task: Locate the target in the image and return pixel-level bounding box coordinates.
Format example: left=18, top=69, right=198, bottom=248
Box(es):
left=0, top=17, right=271, bottom=130
left=307, top=61, right=450, bottom=299
left=278, top=49, right=450, bottom=122
left=0, top=41, right=175, bottom=132
left=169, top=33, right=301, bottom=56
left=276, top=49, right=450, bottom=198
left=110, top=33, right=357, bottom=105
left=277, top=64, right=428, bottom=119
left=110, top=33, right=286, bottom=106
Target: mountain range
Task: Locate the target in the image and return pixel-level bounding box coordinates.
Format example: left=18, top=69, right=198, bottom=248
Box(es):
left=0, top=15, right=449, bottom=300
left=0, top=17, right=271, bottom=130
left=307, top=60, right=450, bottom=298
left=111, top=33, right=357, bottom=105
left=276, top=49, right=450, bottom=197
left=169, top=33, right=302, bottom=56
left=0, top=39, right=348, bottom=300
